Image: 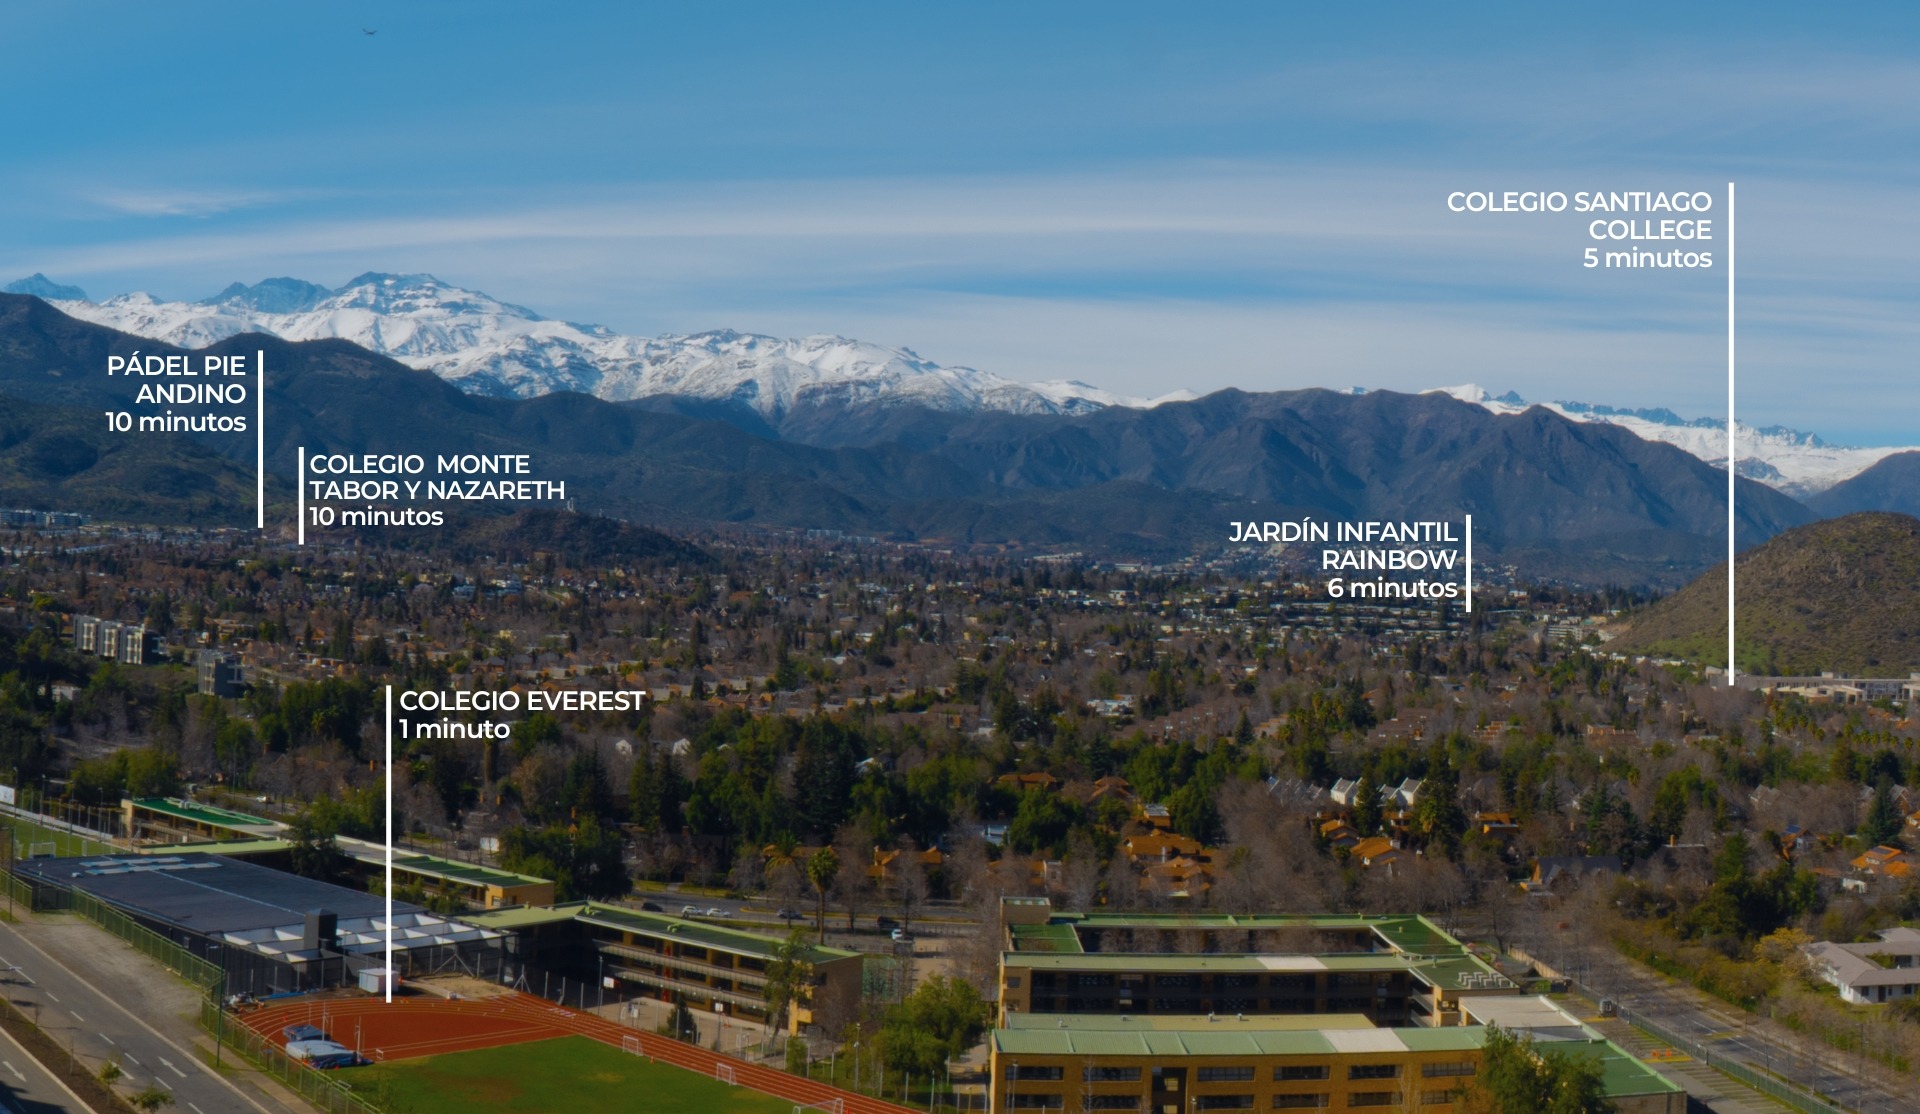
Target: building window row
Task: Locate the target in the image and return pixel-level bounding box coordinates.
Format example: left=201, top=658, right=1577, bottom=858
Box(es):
left=1421, top=1061, right=1475, bottom=1078
left=1198, top=1067, right=1257, bottom=1083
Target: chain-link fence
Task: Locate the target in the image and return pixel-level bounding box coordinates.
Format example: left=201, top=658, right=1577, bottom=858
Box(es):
left=201, top=999, right=387, bottom=1114
left=68, top=888, right=223, bottom=995
left=1588, top=987, right=1851, bottom=1114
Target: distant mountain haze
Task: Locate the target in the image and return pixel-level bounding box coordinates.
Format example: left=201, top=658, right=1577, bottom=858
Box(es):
left=0, top=293, right=1822, bottom=585
left=1806, top=452, right=1920, bottom=518
left=43, top=272, right=1191, bottom=419
left=25, top=272, right=1912, bottom=494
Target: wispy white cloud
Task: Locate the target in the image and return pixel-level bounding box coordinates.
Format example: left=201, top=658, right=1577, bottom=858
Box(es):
left=81, top=185, right=326, bottom=219
left=6, top=153, right=1914, bottom=444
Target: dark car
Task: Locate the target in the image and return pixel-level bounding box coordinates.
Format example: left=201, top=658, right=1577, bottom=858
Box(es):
left=876, top=916, right=899, bottom=931
left=639, top=901, right=663, bottom=912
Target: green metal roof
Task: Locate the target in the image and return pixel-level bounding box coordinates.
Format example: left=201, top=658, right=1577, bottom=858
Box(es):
left=1004, top=1013, right=1376, bottom=1033
left=464, top=900, right=856, bottom=965
left=1055, top=911, right=1380, bottom=928
left=328, top=837, right=554, bottom=889
left=993, top=1021, right=1481, bottom=1058
left=1565, top=1039, right=1685, bottom=1098
left=572, top=902, right=859, bottom=965
left=135, top=838, right=291, bottom=856
left=464, top=904, right=583, bottom=930
left=1003, top=909, right=1505, bottom=991
left=131, top=798, right=279, bottom=829
left=390, top=852, right=550, bottom=888
left=1003, top=952, right=1417, bottom=973
left=992, top=1014, right=1681, bottom=1101
left=1007, top=923, right=1084, bottom=952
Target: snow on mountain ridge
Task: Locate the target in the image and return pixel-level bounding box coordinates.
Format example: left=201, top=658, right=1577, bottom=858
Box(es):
left=22, top=272, right=1905, bottom=495
left=1423, top=384, right=1913, bottom=497
left=42, top=273, right=1169, bottom=419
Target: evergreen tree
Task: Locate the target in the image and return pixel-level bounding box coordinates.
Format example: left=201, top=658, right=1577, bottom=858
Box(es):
left=1861, top=781, right=1903, bottom=848
left=1458, top=1025, right=1612, bottom=1114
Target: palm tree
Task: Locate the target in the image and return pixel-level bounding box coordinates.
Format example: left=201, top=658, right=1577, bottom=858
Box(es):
left=805, top=847, right=839, bottom=942
left=765, top=831, right=800, bottom=880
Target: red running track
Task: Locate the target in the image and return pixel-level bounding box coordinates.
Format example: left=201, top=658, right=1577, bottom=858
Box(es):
left=242, top=992, right=917, bottom=1114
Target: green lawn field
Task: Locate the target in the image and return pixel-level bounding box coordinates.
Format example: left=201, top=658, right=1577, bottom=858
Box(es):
left=353, top=1035, right=795, bottom=1114
left=4, top=814, right=114, bottom=859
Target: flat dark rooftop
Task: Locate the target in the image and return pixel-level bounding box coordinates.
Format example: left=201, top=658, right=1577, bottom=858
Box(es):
left=17, top=853, right=418, bottom=936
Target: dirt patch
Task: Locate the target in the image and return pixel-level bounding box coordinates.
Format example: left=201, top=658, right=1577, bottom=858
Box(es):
left=409, top=973, right=514, bottom=999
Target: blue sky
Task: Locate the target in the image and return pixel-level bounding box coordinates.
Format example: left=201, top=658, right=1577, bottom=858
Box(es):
left=3, top=2, right=1916, bottom=441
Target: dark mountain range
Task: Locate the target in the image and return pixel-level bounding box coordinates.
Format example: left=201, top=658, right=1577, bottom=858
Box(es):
left=1609, top=512, right=1920, bottom=675
left=0, top=294, right=1816, bottom=583
left=1807, top=451, right=1920, bottom=518
left=0, top=394, right=259, bottom=525
left=368, top=507, right=711, bottom=570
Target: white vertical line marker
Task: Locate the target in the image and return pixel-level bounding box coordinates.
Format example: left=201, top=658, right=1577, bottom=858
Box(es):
left=1464, top=515, right=1473, bottom=614
left=297, top=447, right=306, bottom=546
left=384, top=684, right=393, bottom=1003
left=1727, top=181, right=1737, bottom=687
left=255, top=350, right=264, bottom=529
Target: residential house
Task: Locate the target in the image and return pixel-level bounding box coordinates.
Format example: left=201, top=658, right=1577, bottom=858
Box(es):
left=1805, top=928, right=1920, bottom=1005
left=1350, top=836, right=1402, bottom=869
left=1525, top=855, right=1622, bottom=894
left=1851, top=845, right=1914, bottom=880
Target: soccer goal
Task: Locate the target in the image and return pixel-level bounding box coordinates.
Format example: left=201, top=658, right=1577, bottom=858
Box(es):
left=621, top=1035, right=648, bottom=1061
left=793, top=1101, right=844, bottom=1114
left=715, top=1063, right=738, bottom=1086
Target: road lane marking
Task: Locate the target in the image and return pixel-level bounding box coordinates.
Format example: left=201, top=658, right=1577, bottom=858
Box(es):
left=43, top=992, right=56, bottom=1003
left=1, top=1061, right=21, bottom=1081
left=0, top=918, right=343, bottom=1114
left=99, top=1032, right=113, bottom=1045
left=68, top=1010, right=84, bottom=1024
left=159, top=1056, right=187, bottom=1077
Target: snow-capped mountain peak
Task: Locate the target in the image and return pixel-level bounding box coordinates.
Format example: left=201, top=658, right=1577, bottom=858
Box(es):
left=200, top=277, right=333, bottom=314
left=1426, top=385, right=1913, bottom=497
left=21, top=270, right=1904, bottom=495
left=32, top=273, right=1173, bottom=420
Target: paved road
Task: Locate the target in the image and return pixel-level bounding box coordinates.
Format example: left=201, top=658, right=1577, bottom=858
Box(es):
left=1550, top=940, right=1909, bottom=1114
left=0, top=918, right=276, bottom=1114
left=1590, top=1013, right=1796, bottom=1114
left=0, top=1022, right=89, bottom=1114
